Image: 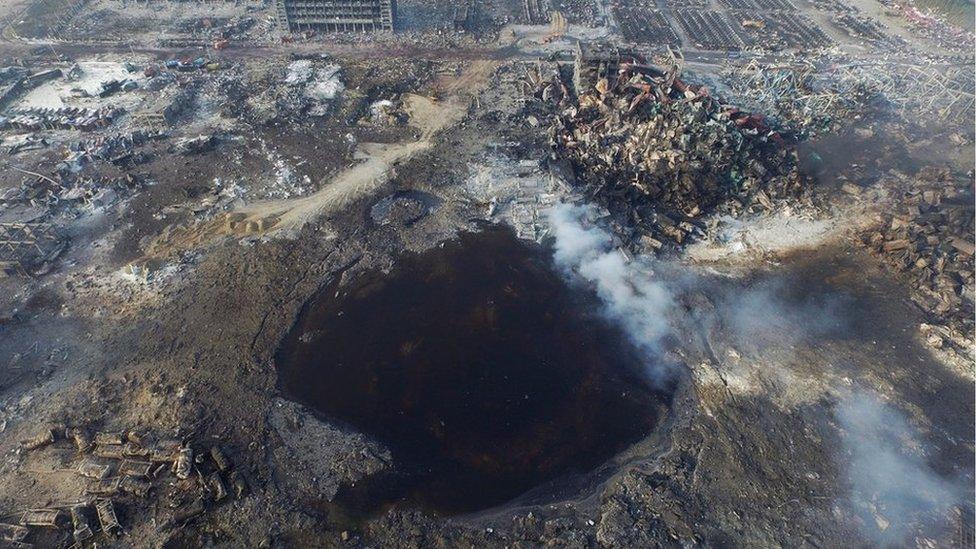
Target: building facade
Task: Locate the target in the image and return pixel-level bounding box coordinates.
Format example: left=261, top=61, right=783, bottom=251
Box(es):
left=275, top=0, right=395, bottom=32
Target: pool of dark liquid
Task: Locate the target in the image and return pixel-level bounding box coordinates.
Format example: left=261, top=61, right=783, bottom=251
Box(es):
left=275, top=227, right=671, bottom=516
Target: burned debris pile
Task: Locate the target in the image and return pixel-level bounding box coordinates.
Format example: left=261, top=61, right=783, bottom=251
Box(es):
left=863, top=168, right=975, bottom=342
left=1, top=106, right=125, bottom=132
left=542, top=59, right=804, bottom=252
left=6, top=425, right=248, bottom=546
left=65, top=130, right=166, bottom=167
left=723, top=59, right=976, bottom=134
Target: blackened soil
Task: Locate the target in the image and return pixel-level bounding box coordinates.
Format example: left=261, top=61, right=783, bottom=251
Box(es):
left=275, top=227, right=670, bottom=516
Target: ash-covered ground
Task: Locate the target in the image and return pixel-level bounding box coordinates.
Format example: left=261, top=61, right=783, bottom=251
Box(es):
left=0, top=0, right=972, bottom=547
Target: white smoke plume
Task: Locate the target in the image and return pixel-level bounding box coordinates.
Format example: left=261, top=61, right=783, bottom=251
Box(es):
left=547, top=203, right=970, bottom=545
left=705, top=275, right=850, bottom=352
left=835, top=393, right=966, bottom=544
left=547, top=203, right=675, bottom=385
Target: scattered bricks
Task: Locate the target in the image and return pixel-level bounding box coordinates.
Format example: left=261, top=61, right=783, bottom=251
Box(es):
left=864, top=168, right=974, bottom=342
left=210, top=446, right=231, bottom=472
left=0, top=523, right=29, bottom=543
left=20, top=429, right=55, bottom=451
left=173, top=447, right=193, bottom=479
left=77, top=459, right=112, bottom=480
left=70, top=505, right=94, bottom=544
left=94, top=499, right=121, bottom=536
left=20, top=508, right=62, bottom=528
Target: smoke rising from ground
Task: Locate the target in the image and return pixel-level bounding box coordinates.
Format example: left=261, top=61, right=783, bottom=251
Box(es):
left=546, top=202, right=968, bottom=545
left=547, top=203, right=849, bottom=381
left=547, top=204, right=675, bottom=385
left=835, top=393, right=965, bottom=544
left=704, top=275, right=850, bottom=351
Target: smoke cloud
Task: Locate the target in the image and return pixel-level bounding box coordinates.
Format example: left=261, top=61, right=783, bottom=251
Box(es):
left=547, top=205, right=968, bottom=545
left=547, top=203, right=675, bottom=385
left=707, top=275, right=850, bottom=352
left=835, top=393, right=965, bottom=544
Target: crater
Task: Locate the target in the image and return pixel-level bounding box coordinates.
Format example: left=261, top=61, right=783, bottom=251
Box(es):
left=275, top=227, right=672, bottom=516
left=368, top=190, right=440, bottom=226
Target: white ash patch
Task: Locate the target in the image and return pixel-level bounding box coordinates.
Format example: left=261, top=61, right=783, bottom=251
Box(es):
left=255, top=138, right=312, bottom=199
left=685, top=211, right=841, bottom=263
left=285, top=60, right=344, bottom=116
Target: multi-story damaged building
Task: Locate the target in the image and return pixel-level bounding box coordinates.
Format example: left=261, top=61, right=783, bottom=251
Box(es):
left=275, top=0, right=395, bottom=32
left=573, top=43, right=641, bottom=91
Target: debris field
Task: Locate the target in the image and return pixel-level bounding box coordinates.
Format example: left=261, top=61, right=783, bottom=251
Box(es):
left=0, top=0, right=971, bottom=547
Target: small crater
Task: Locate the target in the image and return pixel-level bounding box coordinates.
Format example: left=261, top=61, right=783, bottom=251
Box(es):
left=368, top=190, right=440, bottom=226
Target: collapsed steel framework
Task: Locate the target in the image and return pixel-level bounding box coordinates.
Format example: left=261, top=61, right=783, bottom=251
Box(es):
left=725, top=59, right=976, bottom=122
left=275, top=0, right=395, bottom=32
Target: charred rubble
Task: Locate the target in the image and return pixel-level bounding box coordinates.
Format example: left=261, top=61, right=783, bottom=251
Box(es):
left=863, top=167, right=975, bottom=344
left=5, top=424, right=248, bottom=546
left=538, top=58, right=807, bottom=253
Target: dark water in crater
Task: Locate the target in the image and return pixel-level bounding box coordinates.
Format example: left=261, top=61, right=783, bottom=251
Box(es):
left=275, top=227, right=671, bottom=516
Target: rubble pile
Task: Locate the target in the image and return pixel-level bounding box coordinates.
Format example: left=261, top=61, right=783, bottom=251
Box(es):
left=0, top=106, right=125, bottom=132
left=4, top=134, right=49, bottom=154
left=831, top=12, right=889, bottom=42
left=0, top=222, right=65, bottom=276
left=551, top=0, right=600, bottom=25
left=545, top=66, right=803, bottom=251
left=175, top=134, right=218, bottom=155
left=177, top=16, right=257, bottom=41
left=7, top=425, right=248, bottom=545
left=63, top=130, right=167, bottom=169
left=2, top=171, right=143, bottom=214
left=518, top=63, right=568, bottom=128
left=863, top=168, right=975, bottom=340
left=876, top=0, right=975, bottom=52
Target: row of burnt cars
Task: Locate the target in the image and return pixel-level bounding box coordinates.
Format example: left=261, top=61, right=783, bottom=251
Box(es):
left=3, top=425, right=248, bottom=547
